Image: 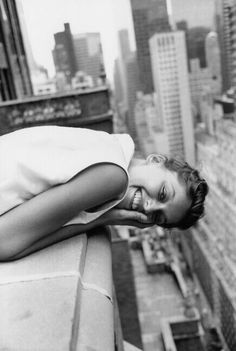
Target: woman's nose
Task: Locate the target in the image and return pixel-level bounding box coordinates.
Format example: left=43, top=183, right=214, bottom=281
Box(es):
left=144, top=199, right=164, bottom=214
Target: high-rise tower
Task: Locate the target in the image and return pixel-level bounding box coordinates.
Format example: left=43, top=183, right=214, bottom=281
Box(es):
left=52, top=23, right=77, bottom=84
left=149, top=31, right=195, bottom=165
left=130, top=0, right=171, bottom=94
left=0, top=0, right=33, bottom=101
left=215, top=0, right=234, bottom=91
left=73, top=32, right=105, bottom=86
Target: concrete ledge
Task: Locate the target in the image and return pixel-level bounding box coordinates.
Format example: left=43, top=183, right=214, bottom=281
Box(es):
left=170, top=262, right=188, bottom=298
left=161, top=319, right=177, bottom=351
left=76, top=231, right=114, bottom=351
left=0, top=228, right=114, bottom=351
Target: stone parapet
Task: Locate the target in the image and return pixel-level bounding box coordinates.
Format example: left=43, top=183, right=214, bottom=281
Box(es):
left=0, top=228, right=115, bottom=351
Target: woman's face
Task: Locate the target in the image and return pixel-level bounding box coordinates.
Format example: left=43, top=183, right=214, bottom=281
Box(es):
left=119, top=161, right=191, bottom=227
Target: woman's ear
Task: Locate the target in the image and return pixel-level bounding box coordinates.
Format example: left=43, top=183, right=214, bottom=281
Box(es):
left=146, top=154, right=167, bottom=164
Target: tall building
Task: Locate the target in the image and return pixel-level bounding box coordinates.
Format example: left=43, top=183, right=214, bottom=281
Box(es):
left=199, top=120, right=236, bottom=260
left=113, top=58, right=124, bottom=104
left=116, top=29, right=132, bottom=107
left=215, top=0, right=234, bottom=91
left=0, top=0, right=32, bottom=101
left=73, top=32, right=105, bottom=86
left=187, top=27, right=210, bottom=69
left=130, top=0, right=171, bottom=94
left=205, top=32, right=221, bottom=80
left=149, top=31, right=195, bottom=165
left=180, top=115, right=236, bottom=351
left=118, top=29, right=131, bottom=62
left=189, top=58, right=212, bottom=124
left=205, top=32, right=222, bottom=94
left=52, top=23, right=77, bottom=85
left=134, top=92, right=169, bottom=156
left=125, top=52, right=140, bottom=143
left=113, top=30, right=141, bottom=142
left=230, top=1, right=236, bottom=104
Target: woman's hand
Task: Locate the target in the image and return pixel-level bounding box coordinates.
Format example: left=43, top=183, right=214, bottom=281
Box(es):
left=97, top=208, right=155, bottom=228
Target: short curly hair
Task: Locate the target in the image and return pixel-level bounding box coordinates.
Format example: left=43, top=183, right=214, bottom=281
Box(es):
left=160, top=156, right=209, bottom=230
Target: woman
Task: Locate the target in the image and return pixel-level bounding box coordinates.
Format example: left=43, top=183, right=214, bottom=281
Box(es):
left=0, top=125, right=208, bottom=261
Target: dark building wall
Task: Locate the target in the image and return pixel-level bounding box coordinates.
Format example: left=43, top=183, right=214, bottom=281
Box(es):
left=215, top=0, right=233, bottom=92
left=112, top=238, right=143, bottom=349
left=187, top=27, right=210, bottom=69
left=52, top=23, right=77, bottom=83
left=0, top=0, right=33, bottom=101
left=0, top=87, right=112, bottom=135
left=180, top=229, right=236, bottom=351
left=131, top=0, right=170, bottom=94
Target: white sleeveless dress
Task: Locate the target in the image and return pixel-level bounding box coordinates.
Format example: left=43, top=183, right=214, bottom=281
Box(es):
left=0, top=126, right=135, bottom=225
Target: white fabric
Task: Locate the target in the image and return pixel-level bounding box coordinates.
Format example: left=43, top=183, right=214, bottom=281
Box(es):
left=0, top=126, right=134, bottom=225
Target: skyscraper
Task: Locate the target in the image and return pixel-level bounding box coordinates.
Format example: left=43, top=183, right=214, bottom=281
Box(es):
left=187, top=27, right=210, bottom=69
left=189, top=58, right=212, bottom=124
left=230, top=1, right=236, bottom=102
left=113, top=29, right=140, bottom=142
left=205, top=31, right=222, bottom=94
left=118, top=29, right=131, bottom=62
left=130, top=0, right=171, bottom=94
left=117, top=29, right=132, bottom=107
left=215, top=0, right=234, bottom=91
left=149, top=31, right=195, bottom=165
left=180, top=115, right=236, bottom=351
left=73, top=33, right=105, bottom=86
left=125, top=52, right=140, bottom=143
left=0, top=0, right=32, bottom=101
left=52, top=23, right=77, bottom=85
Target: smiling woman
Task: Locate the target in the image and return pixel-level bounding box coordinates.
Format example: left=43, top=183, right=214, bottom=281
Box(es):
left=0, top=126, right=208, bottom=261
left=116, top=154, right=207, bottom=228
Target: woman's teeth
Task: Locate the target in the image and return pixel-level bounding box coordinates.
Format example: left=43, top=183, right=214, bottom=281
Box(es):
left=131, top=189, right=142, bottom=210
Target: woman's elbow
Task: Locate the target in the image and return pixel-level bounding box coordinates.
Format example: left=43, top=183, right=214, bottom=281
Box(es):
left=0, top=237, right=22, bottom=262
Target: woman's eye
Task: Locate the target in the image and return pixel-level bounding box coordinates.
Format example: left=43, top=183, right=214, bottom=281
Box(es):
left=159, top=186, right=166, bottom=201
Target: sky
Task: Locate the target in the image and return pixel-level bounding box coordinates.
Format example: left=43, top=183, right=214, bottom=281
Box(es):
left=20, top=0, right=215, bottom=82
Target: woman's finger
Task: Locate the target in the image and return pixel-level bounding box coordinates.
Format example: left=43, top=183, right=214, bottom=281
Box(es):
left=126, top=210, right=153, bottom=224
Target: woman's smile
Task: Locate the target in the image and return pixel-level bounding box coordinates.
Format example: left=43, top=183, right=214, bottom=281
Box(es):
left=131, top=188, right=142, bottom=211
left=117, top=159, right=192, bottom=227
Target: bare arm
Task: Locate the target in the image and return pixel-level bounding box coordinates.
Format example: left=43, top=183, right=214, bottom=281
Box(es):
left=8, top=208, right=154, bottom=261
left=0, top=163, right=127, bottom=260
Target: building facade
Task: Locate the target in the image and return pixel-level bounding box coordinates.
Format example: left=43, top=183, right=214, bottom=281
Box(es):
left=116, top=29, right=132, bottom=108
left=189, top=58, right=212, bottom=124
left=205, top=31, right=222, bottom=94
left=0, top=86, right=113, bottom=135
left=134, top=92, right=169, bottom=156
left=215, top=0, right=234, bottom=92
left=73, top=32, right=105, bottom=87
left=149, top=31, right=195, bottom=165
left=180, top=117, right=236, bottom=350
left=130, top=0, right=171, bottom=94
left=125, top=52, right=140, bottom=145
left=0, top=0, right=32, bottom=101
left=52, top=23, right=77, bottom=86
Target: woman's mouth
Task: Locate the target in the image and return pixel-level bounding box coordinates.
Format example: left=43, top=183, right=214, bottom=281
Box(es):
left=131, top=188, right=142, bottom=211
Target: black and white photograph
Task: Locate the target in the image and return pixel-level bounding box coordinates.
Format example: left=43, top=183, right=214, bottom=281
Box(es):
left=0, top=0, right=234, bottom=350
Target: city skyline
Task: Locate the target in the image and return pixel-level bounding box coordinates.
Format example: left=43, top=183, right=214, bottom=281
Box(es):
left=21, top=0, right=215, bottom=83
